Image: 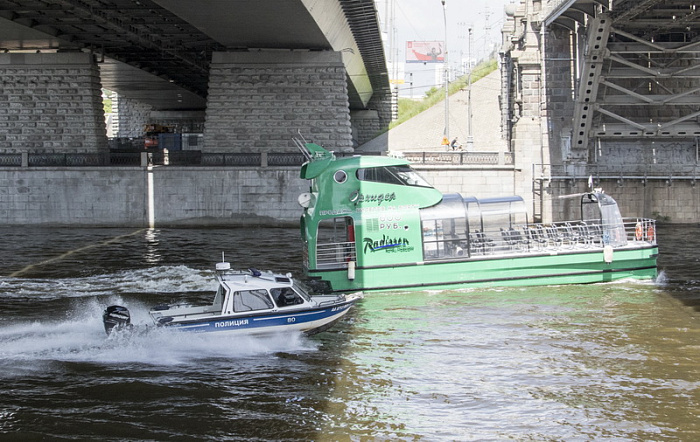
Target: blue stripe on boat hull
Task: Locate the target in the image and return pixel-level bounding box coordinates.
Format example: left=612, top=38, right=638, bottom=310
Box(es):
left=163, top=302, right=355, bottom=335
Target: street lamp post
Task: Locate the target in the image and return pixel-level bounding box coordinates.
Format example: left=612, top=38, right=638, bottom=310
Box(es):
left=441, top=0, right=449, bottom=145
left=466, top=27, right=474, bottom=150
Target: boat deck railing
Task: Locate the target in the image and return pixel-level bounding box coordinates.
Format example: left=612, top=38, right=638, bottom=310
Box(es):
left=428, top=218, right=656, bottom=261
left=314, top=241, right=356, bottom=269
left=311, top=219, right=656, bottom=270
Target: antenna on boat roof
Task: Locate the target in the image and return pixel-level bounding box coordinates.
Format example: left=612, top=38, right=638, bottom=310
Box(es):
left=293, top=130, right=312, bottom=161
left=216, top=251, right=231, bottom=271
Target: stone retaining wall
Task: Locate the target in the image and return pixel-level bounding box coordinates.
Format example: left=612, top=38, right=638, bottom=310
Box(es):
left=0, top=53, right=107, bottom=153
left=0, top=167, right=695, bottom=226
left=204, top=51, right=353, bottom=152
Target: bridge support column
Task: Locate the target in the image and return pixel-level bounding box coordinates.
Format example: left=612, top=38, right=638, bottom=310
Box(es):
left=204, top=51, right=353, bottom=152
left=502, top=2, right=558, bottom=222
left=0, top=53, right=107, bottom=153
left=112, top=93, right=152, bottom=139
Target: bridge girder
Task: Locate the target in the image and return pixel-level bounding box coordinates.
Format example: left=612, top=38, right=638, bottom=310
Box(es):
left=546, top=0, right=700, bottom=160
left=0, top=0, right=387, bottom=111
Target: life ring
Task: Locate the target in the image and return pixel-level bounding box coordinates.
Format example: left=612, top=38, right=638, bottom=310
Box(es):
left=647, top=226, right=654, bottom=241
left=635, top=222, right=643, bottom=241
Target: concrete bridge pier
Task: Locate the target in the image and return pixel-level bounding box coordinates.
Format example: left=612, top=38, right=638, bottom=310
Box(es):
left=501, top=6, right=553, bottom=222
left=0, top=52, right=107, bottom=153
left=204, top=50, right=353, bottom=152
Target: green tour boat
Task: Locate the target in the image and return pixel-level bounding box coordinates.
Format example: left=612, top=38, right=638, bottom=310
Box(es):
left=297, top=141, right=658, bottom=293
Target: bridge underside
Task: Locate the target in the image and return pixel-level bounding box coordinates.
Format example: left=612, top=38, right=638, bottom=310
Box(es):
left=547, top=0, right=700, bottom=159
left=0, top=0, right=390, bottom=151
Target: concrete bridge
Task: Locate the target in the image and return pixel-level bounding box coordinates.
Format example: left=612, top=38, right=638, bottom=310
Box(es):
left=501, top=0, right=700, bottom=223
left=0, top=0, right=390, bottom=153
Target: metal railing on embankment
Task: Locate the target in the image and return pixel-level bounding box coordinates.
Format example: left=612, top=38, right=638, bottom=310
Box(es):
left=399, top=151, right=514, bottom=166
left=0, top=151, right=310, bottom=167
left=535, top=163, right=700, bottom=182
left=0, top=150, right=515, bottom=167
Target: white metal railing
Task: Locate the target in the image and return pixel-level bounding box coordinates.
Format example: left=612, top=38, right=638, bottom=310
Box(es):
left=315, top=241, right=356, bottom=269
left=424, top=218, right=656, bottom=261
left=312, top=219, right=656, bottom=268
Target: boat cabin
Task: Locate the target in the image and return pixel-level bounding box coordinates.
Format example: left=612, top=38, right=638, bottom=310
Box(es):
left=216, top=270, right=311, bottom=315
left=149, top=268, right=314, bottom=325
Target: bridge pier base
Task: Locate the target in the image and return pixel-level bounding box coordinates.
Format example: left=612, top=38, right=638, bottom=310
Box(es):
left=0, top=52, right=107, bottom=153
left=204, top=51, right=353, bottom=152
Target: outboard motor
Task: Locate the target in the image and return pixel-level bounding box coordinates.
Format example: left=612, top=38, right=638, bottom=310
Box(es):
left=103, top=305, right=131, bottom=335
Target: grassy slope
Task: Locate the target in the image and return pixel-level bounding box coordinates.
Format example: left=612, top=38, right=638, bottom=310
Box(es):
left=391, top=58, right=497, bottom=130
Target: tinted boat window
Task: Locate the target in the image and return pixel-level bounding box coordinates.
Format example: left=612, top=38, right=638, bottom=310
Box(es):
left=357, top=166, right=432, bottom=187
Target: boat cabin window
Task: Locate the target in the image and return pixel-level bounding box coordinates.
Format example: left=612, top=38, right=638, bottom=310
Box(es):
left=232, top=289, right=274, bottom=312
left=421, top=194, right=468, bottom=259
left=357, top=165, right=432, bottom=187
left=479, top=197, right=528, bottom=230
left=420, top=194, right=528, bottom=260
left=271, top=288, right=304, bottom=307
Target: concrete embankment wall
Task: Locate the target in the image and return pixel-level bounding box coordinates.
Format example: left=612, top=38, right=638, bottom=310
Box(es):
left=0, top=167, right=307, bottom=227
left=550, top=179, right=700, bottom=224
left=0, top=167, right=696, bottom=226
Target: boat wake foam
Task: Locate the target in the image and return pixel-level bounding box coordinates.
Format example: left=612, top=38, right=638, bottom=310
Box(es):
left=0, top=298, right=318, bottom=372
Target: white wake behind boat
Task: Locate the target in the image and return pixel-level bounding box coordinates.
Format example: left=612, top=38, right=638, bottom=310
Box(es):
left=103, top=260, right=363, bottom=337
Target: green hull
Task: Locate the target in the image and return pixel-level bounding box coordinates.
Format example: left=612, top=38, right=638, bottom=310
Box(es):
left=308, top=246, right=658, bottom=293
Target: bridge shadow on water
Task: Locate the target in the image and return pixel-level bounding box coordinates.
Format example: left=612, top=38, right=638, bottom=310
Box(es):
left=654, top=224, right=700, bottom=312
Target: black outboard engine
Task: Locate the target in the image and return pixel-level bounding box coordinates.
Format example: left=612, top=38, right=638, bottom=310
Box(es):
left=103, top=305, right=131, bottom=335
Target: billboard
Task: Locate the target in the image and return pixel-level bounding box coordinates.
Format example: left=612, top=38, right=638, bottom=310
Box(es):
left=406, top=41, right=445, bottom=63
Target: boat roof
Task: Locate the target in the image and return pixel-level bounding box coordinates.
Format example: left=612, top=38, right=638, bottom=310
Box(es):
left=300, top=143, right=411, bottom=180
left=216, top=268, right=295, bottom=292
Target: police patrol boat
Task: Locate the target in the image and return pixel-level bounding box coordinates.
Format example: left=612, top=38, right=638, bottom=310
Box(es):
left=296, top=140, right=658, bottom=293
left=103, top=258, right=363, bottom=336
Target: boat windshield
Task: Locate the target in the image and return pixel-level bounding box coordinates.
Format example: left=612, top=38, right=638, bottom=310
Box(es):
left=292, top=281, right=314, bottom=301
left=582, top=192, right=627, bottom=246
left=357, top=165, right=433, bottom=187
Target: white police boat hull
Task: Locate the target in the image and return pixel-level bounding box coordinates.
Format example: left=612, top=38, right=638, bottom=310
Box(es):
left=103, top=262, right=362, bottom=337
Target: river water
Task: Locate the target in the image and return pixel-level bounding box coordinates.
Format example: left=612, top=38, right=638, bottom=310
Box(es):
left=0, top=225, right=698, bottom=440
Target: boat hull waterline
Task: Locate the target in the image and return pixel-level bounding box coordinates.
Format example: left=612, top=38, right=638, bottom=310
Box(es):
left=162, top=300, right=358, bottom=335
left=311, top=248, right=658, bottom=292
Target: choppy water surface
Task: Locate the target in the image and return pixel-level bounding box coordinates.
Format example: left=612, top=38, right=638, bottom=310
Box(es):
left=0, top=226, right=698, bottom=440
